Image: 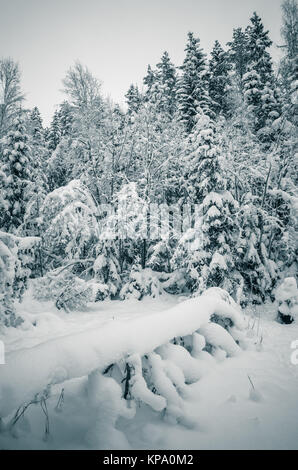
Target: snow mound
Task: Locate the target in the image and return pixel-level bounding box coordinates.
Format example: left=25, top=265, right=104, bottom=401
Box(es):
left=275, top=277, right=298, bottom=303
left=0, top=290, right=245, bottom=418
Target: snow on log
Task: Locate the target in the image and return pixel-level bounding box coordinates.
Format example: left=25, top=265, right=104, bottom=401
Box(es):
left=0, top=292, right=245, bottom=418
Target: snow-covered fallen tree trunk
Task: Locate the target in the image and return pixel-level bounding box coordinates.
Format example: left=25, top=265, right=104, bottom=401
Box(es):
left=0, top=290, right=245, bottom=420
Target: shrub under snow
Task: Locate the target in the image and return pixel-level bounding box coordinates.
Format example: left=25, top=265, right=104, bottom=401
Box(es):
left=275, top=277, right=298, bottom=324
left=33, top=270, right=94, bottom=312
left=119, top=267, right=165, bottom=300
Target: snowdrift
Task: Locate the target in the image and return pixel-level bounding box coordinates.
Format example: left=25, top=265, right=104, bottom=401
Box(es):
left=0, top=290, right=245, bottom=419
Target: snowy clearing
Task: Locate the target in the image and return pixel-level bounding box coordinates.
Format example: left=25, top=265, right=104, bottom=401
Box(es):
left=0, top=294, right=297, bottom=450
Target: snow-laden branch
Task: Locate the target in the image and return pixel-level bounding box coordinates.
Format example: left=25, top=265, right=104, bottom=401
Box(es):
left=0, top=292, right=245, bottom=418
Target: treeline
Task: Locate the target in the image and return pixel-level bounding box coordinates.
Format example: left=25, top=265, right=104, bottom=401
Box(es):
left=0, top=4, right=297, bottom=326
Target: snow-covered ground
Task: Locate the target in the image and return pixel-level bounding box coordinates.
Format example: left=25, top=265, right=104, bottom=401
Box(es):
left=0, top=293, right=297, bottom=450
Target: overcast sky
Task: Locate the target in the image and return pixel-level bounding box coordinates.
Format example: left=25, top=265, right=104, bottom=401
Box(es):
left=0, top=0, right=284, bottom=126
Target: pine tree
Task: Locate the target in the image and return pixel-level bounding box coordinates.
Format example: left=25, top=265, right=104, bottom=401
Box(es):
left=59, top=101, right=74, bottom=137
left=143, top=52, right=177, bottom=116
left=246, top=12, right=274, bottom=84
left=24, top=107, right=48, bottom=273
left=243, top=12, right=281, bottom=142
left=177, top=114, right=239, bottom=295
left=182, top=114, right=223, bottom=204
left=154, top=51, right=177, bottom=116
left=28, top=107, right=47, bottom=179
left=209, top=40, right=231, bottom=116
left=46, top=109, right=61, bottom=151
left=143, top=65, right=157, bottom=101
left=227, top=28, right=250, bottom=91
left=177, top=32, right=213, bottom=133
left=0, top=231, right=38, bottom=327
left=125, top=84, right=142, bottom=116
left=236, top=198, right=278, bottom=303
left=29, top=107, right=44, bottom=142
left=0, top=114, right=32, bottom=232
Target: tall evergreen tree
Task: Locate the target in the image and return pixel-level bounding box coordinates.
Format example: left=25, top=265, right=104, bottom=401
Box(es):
left=155, top=51, right=177, bottom=116
left=243, top=12, right=281, bottom=141
left=227, top=28, right=250, bottom=91
left=143, top=65, right=157, bottom=101
left=0, top=114, right=32, bottom=232
left=176, top=113, right=239, bottom=294
left=143, top=53, right=177, bottom=116
left=209, top=40, right=231, bottom=116
left=177, top=32, right=213, bottom=133
left=29, top=106, right=44, bottom=142
left=246, top=12, right=274, bottom=84
left=59, top=100, right=74, bottom=137
left=46, top=109, right=61, bottom=151
left=125, top=84, right=142, bottom=116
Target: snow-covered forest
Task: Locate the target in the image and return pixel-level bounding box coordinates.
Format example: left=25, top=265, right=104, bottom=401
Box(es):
left=0, top=0, right=297, bottom=451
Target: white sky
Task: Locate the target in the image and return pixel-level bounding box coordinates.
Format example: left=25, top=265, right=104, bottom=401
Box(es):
left=0, top=0, right=284, bottom=126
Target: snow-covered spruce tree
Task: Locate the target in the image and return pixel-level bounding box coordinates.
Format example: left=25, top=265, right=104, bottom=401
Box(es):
left=0, top=231, right=21, bottom=327
left=246, top=12, right=275, bottom=84
left=177, top=32, right=213, bottom=133
left=125, top=84, right=142, bottom=116
left=46, top=100, right=75, bottom=191
left=0, top=231, right=39, bottom=327
left=0, top=114, right=32, bottom=233
left=46, top=109, right=61, bottom=151
left=146, top=206, right=188, bottom=294
left=243, top=12, right=281, bottom=144
left=227, top=27, right=250, bottom=93
left=19, top=107, right=49, bottom=276
left=144, top=52, right=178, bottom=116
left=27, top=107, right=48, bottom=182
left=27, top=107, right=48, bottom=194
left=208, top=40, right=231, bottom=116
left=234, top=192, right=279, bottom=304
left=143, top=65, right=157, bottom=101
left=170, top=224, right=205, bottom=294
left=46, top=135, right=73, bottom=191
left=217, top=116, right=290, bottom=303
left=28, top=107, right=44, bottom=143
left=214, top=102, right=262, bottom=197
left=114, top=182, right=165, bottom=299
left=155, top=51, right=177, bottom=116
left=84, top=182, right=158, bottom=301
left=47, top=101, right=75, bottom=189
left=92, top=240, right=122, bottom=301
left=173, top=114, right=240, bottom=296
left=46, top=106, right=69, bottom=188
left=59, top=100, right=74, bottom=137
left=92, top=204, right=122, bottom=301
